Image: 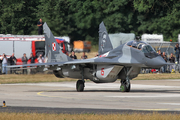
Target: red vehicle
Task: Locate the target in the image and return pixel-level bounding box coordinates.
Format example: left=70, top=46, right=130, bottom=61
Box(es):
left=16, top=38, right=69, bottom=65
left=0, top=36, right=69, bottom=65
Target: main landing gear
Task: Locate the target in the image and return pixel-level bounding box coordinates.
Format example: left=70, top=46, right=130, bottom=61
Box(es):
left=76, top=66, right=85, bottom=92
left=120, top=79, right=130, bottom=92
left=76, top=80, right=84, bottom=92
left=120, top=67, right=133, bottom=92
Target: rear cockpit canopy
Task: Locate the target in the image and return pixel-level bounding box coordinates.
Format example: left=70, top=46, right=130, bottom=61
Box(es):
left=127, top=40, right=147, bottom=50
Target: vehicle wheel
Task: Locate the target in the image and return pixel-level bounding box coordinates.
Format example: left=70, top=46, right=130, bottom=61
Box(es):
left=76, top=80, right=84, bottom=92
left=120, top=83, right=127, bottom=92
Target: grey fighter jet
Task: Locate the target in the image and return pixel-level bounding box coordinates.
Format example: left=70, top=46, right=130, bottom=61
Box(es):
left=7, top=22, right=167, bottom=92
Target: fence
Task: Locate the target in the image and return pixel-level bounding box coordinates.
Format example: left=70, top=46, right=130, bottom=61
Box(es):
left=142, top=42, right=179, bottom=73
left=149, top=42, right=178, bottom=57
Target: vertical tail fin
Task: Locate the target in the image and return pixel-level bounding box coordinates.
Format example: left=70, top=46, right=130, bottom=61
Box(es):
left=43, top=22, right=72, bottom=63
left=98, top=22, right=113, bottom=55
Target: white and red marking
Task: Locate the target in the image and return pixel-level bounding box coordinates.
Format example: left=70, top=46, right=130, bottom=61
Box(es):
left=52, top=42, right=56, bottom=51
left=99, top=52, right=109, bottom=58
left=101, top=68, right=104, bottom=76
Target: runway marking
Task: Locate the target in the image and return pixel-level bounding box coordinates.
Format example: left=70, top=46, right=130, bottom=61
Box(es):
left=158, top=103, right=180, bottom=106
left=1, top=83, right=179, bottom=89
left=135, top=108, right=180, bottom=111
left=37, top=90, right=74, bottom=99
left=135, top=109, right=170, bottom=111
left=106, top=94, right=180, bottom=98
left=37, top=90, right=119, bottom=102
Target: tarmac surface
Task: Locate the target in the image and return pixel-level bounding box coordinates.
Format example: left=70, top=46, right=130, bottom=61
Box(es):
left=1, top=79, right=180, bottom=114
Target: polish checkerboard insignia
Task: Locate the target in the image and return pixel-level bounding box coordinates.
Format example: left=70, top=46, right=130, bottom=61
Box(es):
left=52, top=42, right=56, bottom=51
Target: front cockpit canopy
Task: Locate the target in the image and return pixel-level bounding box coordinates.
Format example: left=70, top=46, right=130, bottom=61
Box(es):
left=127, top=40, right=158, bottom=58
left=142, top=45, right=155, bottom=53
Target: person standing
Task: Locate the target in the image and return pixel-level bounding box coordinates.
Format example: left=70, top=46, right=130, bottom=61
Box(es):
left=29, top=53, right=36, bottom=64
left=169, top=53, right=175, bottom=72
left=158, top=50, right=163, bottom=73
left=29, top=53, right=36, bottom=74
left=22, top=53, right=28, bottom=74
left=1, top=53, right=8, bottom=74
left=70, top=51, right=77, bottom=59
left=162, top=52, right=168, bottom=73
left=174, top=43, right=180, bottom=64
left=9, top=53, right=17, bottom=74
left=81, top=52, right=88, bottom=59
left=37, top=18, right=44, bottom=35
left=37, top=54, right=44, bottom=63
left=158, top=50, right=163, bottom=57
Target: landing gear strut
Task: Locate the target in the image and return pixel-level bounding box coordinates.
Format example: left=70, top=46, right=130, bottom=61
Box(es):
left=76, top=66, right=85, bottom=92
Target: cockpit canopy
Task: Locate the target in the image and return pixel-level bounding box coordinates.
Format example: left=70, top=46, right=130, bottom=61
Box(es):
left=127, top=40, right=158, bottom=58
left=126, top=40, right=155, bottom=53
left=127, top=40, right=147, bottom=50
left=142, top=45, right=155, bottom=53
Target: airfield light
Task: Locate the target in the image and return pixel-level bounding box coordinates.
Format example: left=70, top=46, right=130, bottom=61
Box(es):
left=2, top=101, right=6, bottom=107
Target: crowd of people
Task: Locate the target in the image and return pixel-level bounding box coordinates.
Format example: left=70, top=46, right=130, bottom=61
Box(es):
left=69, top=51, right=88, bottom=60
left=150, top=43, right=180, bottom=73
left=0, top=53, right=44, bottom=74
left=0, top=51, right=88, bottom=74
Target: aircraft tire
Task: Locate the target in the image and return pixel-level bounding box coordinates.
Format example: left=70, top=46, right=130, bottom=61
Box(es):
left=126, top=84, right=131, bottom=92
left=120, top=83, right=127, bottom=92
left=76, top=80, right=84, bottom=92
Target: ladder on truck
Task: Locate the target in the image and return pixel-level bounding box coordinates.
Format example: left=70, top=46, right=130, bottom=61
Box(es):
left=0, top=34, right=45, bottom=41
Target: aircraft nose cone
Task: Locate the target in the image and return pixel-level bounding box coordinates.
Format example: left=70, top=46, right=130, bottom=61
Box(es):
left=145, top=56, right=166, bottom=68
left=152, top=56, right=166, bottom=67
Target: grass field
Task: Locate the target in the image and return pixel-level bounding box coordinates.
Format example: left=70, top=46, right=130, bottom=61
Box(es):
left=0, top=73, right=180, bottom=84
left=0, top=112, right=180, bottom=120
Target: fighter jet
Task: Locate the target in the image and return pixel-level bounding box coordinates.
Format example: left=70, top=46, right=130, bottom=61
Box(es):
left=7, top=22, right=167, bottom=92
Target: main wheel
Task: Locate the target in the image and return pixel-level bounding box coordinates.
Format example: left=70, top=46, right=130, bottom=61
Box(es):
left=126, top=84, right=131, bottom=92
left=120, top=80, right=131, bottom=92
left=76, top=80, right=84, bottom=92
left=120, top=83, right=127, bottom=92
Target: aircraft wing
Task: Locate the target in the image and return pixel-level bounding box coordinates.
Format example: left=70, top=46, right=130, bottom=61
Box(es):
left=6, top=62, right=65, bottom=68
left=6, top=57, right=144, bottom=69
left=63, top=57, right=146, bottom=67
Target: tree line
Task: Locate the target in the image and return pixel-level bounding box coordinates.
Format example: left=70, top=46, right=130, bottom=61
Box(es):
left=0, top=0, right=180, bottom=44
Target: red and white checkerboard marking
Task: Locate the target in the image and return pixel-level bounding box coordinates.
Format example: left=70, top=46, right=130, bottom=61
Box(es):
left=52, top=42, right=56, bottom=51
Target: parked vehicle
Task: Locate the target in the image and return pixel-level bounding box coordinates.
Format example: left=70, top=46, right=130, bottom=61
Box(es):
left=73, top=40, right=91, bottom=52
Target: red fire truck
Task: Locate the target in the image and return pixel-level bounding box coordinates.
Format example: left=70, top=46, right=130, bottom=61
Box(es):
left=0, top=35, right=69, bottom=65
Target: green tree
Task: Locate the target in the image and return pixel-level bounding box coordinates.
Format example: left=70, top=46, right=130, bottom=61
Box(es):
left=133, top=0, right=180, bottom=41
left=0, top=0, right=39, bottom=35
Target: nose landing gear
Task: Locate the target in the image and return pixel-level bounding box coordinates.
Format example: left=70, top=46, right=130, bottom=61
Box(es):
left=120, top=67, right=132, bottom=92
left=76, top=66, right=85, bottom=92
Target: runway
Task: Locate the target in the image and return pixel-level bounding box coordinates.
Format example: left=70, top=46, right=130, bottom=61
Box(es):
left=1, top=79, right=180, bottom=114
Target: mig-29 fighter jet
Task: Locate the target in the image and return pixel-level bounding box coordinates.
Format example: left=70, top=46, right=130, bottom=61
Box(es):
left=7, top=22, right=167, bottom=92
